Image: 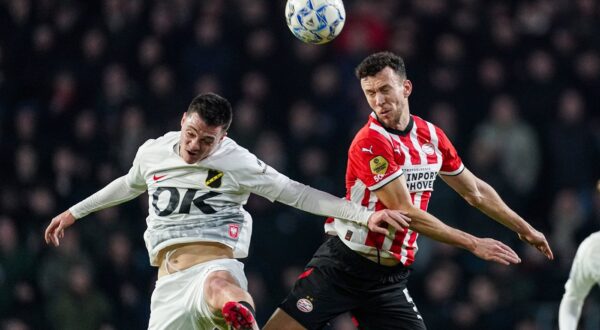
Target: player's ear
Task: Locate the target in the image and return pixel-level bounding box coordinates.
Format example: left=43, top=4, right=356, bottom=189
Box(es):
left=181, top=112, right=187, bottom=127
left=403, top=80, right=413, bottom=97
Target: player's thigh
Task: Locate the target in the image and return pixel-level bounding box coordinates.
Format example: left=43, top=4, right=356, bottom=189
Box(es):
left=353, top=286, right=426, bottom=330
left=149, top=259, right=247, bottom=330
left=202, top=260, right=248, bottom=311
left=278, top=266, right=358, bottom=330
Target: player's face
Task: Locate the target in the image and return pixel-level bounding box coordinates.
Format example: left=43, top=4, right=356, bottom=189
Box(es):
left=360, top=67, right=412, bottom=130
left=179, top=112, right=226, bottom=164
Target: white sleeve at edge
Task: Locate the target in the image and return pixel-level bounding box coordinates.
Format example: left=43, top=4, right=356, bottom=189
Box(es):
left=558, top=290, right=583, bottom=330
left=69, top=176, right=146, bottom=219
left=275, top=178, right=373, bottom=226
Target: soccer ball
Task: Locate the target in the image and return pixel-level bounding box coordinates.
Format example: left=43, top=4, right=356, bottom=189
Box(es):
left=285, top=0, right=346, bottom=45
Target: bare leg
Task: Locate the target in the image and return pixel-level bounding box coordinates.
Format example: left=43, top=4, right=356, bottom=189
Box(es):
left=204, top=270, right=254, bottom=310
left=204, top=270, right=258, bottom=330
left=263, top=308, right=307, bottom=330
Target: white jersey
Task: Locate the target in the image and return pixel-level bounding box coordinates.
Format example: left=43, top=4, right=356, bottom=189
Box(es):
left=71, top=131, right=373, bottom=267
left=125, top=132, right=288, bottom=266
left=559, top=231, right=600, bottom=330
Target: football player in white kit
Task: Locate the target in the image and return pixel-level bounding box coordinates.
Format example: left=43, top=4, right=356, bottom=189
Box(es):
left=44, top=93, right=412, bottom=330
left=559, top=231, right=600, bottom=330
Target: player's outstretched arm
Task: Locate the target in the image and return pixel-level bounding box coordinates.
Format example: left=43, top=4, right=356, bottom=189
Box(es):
left=374, top=175, right=521, bottom=265
left=274, top=179, right=411, bottom=235
left=441, top=168, right=554, bottom=260
left=44, top=175, right=146, bottom=247
left=44, top=210, right=76, bottom=247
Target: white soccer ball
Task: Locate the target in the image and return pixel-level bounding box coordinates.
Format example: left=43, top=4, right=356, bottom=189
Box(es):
left=285, top=0, right=346, bottom=45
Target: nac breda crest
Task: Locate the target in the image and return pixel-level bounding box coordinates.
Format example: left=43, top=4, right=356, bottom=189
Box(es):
left=285, top=0, right=346, bottom=44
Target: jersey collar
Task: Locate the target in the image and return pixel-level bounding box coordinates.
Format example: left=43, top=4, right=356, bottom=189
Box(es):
left=369, top=112, right=414, bottom=136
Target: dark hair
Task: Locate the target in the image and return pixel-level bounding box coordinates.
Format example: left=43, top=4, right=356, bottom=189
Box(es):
left=355, top=51, right=407, bottom=80
left=186, top=93, right=233, bottom=131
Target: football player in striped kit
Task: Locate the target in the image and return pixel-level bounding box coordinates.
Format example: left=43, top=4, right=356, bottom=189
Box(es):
left=559, top=231, right=600, bottom=330
left=266, top=52, right=554, bottom=330
left=44, top=93, right=413, bottom=330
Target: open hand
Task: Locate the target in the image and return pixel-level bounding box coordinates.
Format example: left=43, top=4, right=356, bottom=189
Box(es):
left=472, top=238, right=521, bottom=265
left=367, top=209, right=411, bottom=236
left=518, top=229, right=554, bottom=260
left=44, top=210, right=76, bottom=247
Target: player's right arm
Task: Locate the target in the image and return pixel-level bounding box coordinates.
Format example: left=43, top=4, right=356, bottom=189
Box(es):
left=44, top=175, right=146, bottom=246
left=45, top=144, right=148, bottom=247
left=374, top=175, right=521, bottom=265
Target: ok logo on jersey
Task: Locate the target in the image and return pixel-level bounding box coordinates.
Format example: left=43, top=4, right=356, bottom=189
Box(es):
left=151, top=187, right=221, bottom=216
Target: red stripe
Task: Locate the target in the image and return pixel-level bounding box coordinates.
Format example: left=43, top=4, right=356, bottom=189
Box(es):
left=403, top=133, right=421, bottom=165
left=351, top=315, right=359, bottom=327
left=365, top=229, right=386, bottom=249
left=404, top=231, right=419, bottom=266
left=390, top=227, right=408, bottom=255
left=420, top=192, right=431, bottom=210
left=361, top=189, right=371, bottom=207
left=397, top=119, right=420, bottom=165
left=297, top=268, right=314, bottom=280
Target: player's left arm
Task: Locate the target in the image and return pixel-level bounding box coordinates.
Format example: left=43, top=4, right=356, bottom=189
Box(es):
left=441, top=168, right=554, bottom=259
left=232, top=149, right=411, bottom=234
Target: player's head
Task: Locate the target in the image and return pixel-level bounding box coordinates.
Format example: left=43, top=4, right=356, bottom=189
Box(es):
left=355, top=52, right=413, bottom=129
left=179, top=93, right=232, bottom=164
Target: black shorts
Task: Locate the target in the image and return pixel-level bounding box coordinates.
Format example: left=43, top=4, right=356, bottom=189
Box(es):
left=279, top=236, right=426, bottom=330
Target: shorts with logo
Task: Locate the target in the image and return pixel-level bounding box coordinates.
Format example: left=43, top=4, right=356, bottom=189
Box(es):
left=148, top=258, right=247, bottom=330
left=279, top=236, right=426, bottom=330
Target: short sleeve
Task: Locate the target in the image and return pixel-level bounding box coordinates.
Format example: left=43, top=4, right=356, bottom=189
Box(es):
left=349, top=137, right=403, bottom=190
left=124, top=146, right=147, bottom=189
left=436, top=127, right=464, bottom=175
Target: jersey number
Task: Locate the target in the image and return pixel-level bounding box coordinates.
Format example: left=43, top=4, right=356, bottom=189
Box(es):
left=152, top=188, right=221, bottom=216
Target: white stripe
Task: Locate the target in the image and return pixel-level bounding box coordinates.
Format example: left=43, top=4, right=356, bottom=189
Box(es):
left=349, top=179, right=367, bottom=205
left=426, top=122, right=442, bottom=163
left=367, top=188, right=378, bottom=210
left=382, top=228, right=396, bottom=251
left=368, top=123, right=393, bottom=143
left=412, top=190, right=422, bottom=208
left=391, top=135, right=412, bottom=166
left=409, top=123, right=427, bottom=164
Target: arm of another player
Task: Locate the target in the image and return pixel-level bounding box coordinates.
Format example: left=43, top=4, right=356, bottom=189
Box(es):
left=44, top=175, right=146, bottom=246
left=441, top=168, right=554, bottom=260
left=275, top=180, right=411, bottom=236
left=235, top=150, right=411, bottom=236
left=374, top=174, right=521, bottom=265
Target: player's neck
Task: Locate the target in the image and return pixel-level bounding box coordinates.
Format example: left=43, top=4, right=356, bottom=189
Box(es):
left=395, top=112, right=411, bottom=131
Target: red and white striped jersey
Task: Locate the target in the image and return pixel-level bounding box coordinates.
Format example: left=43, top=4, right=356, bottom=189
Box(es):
left=325, top=113, right=464, bottom=266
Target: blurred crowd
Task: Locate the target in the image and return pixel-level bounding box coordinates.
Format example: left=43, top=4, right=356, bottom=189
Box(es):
left=0, top=0, right=599, bottom=329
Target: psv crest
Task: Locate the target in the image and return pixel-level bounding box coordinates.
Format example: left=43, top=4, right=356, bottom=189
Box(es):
left=205, top=169, right=223, bottom=188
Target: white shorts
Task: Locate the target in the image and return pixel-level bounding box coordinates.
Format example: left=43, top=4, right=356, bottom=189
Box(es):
left=148, top=258, right=248, bottom=330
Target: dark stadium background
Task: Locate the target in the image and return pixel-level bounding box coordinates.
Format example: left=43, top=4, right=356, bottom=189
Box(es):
left=0, top=0, right=599, bottom=329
